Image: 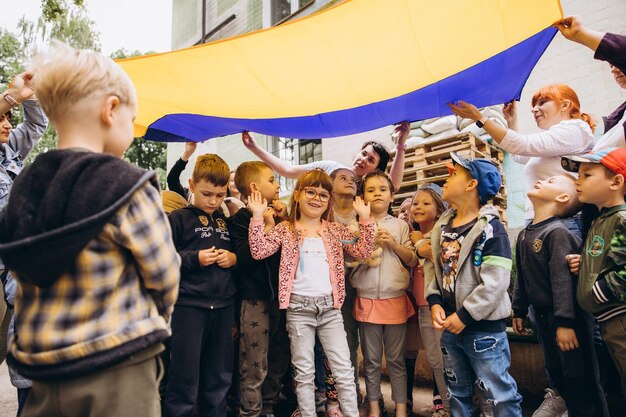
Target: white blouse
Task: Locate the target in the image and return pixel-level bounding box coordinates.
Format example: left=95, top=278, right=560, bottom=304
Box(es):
left=499, top=119, right=594, bottom=219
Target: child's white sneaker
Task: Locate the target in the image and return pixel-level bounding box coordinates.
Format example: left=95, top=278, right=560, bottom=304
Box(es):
left=532, top=389, right=567, bottom=417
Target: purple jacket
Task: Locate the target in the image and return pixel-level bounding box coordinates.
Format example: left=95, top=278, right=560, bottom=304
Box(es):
left=595, top=33, right=626, bottom=138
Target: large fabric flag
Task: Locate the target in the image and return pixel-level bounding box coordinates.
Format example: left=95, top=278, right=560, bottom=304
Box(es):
left=118, top=0, right=563, bottom=142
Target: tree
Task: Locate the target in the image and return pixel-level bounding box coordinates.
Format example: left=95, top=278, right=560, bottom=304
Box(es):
left=12, top=1, right=167, bottom=188
left=0, top=29, right=25, bottom=89
left=21, top=0, right=100, bottom=164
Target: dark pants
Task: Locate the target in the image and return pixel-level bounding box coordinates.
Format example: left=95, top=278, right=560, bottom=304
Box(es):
left=534, top=309, right=608, bottom=417
left=17, top=387, right=30, bottom=417
left=164, top=304, right=234, bottom=417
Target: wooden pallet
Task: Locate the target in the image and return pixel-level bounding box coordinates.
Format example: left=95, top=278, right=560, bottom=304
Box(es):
left=388, top=132, right=508, bottom=224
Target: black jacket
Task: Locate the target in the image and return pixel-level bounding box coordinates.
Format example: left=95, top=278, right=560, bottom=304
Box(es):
left=230, top=207, right=280, bottom=300
left=512, top=217, right=582, bottom=328
left=169, top=205, right=237, bottom=308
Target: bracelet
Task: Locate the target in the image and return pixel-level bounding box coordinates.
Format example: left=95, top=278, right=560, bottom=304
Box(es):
left=2, top=92, right=19, bottom=108
left=396, top=143, right=407, bottom=151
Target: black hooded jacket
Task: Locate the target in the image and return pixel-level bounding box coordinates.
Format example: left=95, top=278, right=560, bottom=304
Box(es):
left=0, top=149, right=157, bottom=287
left=168, top=205, right=237, bottom=309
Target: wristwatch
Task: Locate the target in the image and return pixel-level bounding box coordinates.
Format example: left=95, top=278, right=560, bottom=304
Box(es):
left=2, top=92, right=19, bottom=108
left=475, top=116, right=488, bottom=128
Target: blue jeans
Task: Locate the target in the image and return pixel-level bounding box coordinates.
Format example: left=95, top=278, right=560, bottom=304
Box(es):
left=440, top=330, right=522, bottom=417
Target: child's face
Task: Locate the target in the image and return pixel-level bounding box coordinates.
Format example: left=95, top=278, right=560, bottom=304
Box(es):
left=442, top=164, right=473, bottom=204
left=295, top=186, right=331, bottom=220
left=363, top=176, right=393, bottom=215
left=253, top=167, right=280, bottom=202
left=575, top=163, right=618, bottom=206
left=527, top=175, right=575, bottom=203
left=0, top=112, right=12, bottom=144
left=104, top=102, right=136, bottom=158
left=189, top=179, right=228, bottom=215
left=411, top=191, right=438, bottom=225
left=332, top=169, right=357, bottom=197
left=228, top=172, right=239, bottom=196
left=397, top=199, right=411, bottom=223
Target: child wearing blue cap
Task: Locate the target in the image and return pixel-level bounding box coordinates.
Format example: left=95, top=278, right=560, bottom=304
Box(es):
left=426, top=152, right=522, bottom=417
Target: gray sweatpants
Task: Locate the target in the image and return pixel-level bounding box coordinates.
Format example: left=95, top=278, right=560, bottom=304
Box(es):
left=360, top=321, right=408, bottom=404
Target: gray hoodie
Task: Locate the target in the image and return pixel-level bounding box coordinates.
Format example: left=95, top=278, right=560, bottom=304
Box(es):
left=350, top=215, right=417, bottom=299
left=426, top=205, right=512, bottom=331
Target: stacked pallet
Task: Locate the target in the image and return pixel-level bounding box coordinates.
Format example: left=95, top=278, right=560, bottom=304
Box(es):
left=388, top=132, right=508, bottom=223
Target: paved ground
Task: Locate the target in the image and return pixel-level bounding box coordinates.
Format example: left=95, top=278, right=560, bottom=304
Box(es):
left=0, top=363, right=18, bottom=416
left=0, top=365, right=589, bottom=417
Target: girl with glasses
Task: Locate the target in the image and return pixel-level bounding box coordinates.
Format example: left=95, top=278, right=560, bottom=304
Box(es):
left=247, top=169, right=376, bottom=417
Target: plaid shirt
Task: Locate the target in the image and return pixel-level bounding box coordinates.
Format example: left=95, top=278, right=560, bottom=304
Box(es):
left=10, top=182, right=180, bottom=367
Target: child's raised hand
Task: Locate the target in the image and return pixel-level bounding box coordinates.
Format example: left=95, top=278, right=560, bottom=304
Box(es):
left=247, top=191, right=268, bottom=219
left=352, top=196, right=370, bottom=219
left=512, top=318, right=525, bottom=335
left=182, top=141, right=197, bottom=161
left=272, top=200, right=288, bottom=220
left=443, top=313, right=466, bottom=335
left=556, top=327, right=579, bottom=352
left=198, top=246, right=218, bottom=267
left=263, top=207, right=277, bottom=228
left=216, top=249, right=237, bottom=269
left=431, top=305, right=447, bottom=330
left=566, top=254, right=581, bottom=275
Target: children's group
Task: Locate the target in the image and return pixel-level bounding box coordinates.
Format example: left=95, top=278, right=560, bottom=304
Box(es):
left=0, top=15, right=626, bottom=417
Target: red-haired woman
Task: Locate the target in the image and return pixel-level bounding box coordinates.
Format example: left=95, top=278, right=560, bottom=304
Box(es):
left=449, top=84, right=595, bottom=226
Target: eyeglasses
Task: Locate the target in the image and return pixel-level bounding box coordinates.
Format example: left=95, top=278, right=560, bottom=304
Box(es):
left=302, top=188, right=331, bottom=202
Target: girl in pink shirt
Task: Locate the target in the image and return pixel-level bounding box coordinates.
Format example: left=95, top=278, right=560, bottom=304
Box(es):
left=247, top=169, right=375, bottom=417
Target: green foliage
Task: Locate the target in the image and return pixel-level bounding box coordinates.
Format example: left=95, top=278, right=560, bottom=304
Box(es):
left=0, top=29, right=25, bottom=89
left=24, top=127, right=58, bottom=164
left=6, top=0, right=167, bottom=189
left=124, top=138, right=167, bottom=189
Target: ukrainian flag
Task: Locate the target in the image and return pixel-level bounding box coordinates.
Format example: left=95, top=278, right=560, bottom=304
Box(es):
left=118, top=0, right=563, bottom=142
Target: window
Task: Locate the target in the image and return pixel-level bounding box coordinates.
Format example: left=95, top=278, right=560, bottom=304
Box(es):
left=299, top=139, right=322, bottom=165
left=271, top=0, right=292, bottom=25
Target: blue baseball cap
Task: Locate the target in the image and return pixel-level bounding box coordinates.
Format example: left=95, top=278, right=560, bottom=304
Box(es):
left=446, top=152, right=502, bottom=204
left=417, top=182, right=444, bottom=197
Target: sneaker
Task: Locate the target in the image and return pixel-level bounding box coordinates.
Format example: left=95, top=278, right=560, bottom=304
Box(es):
left=532, top=389, right=567, bottom=417
left=326, top=406, right=344, bottom=417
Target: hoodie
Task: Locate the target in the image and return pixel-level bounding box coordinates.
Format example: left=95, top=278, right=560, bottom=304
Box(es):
left=426, top=205, right=512, bottom=332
